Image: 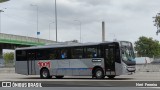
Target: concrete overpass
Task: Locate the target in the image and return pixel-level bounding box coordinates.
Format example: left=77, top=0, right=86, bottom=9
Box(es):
left=0, top=33, right=55, bottom=56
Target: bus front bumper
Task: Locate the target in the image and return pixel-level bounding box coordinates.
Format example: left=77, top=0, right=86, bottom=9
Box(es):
left=127, top=66, right=136, bottom=72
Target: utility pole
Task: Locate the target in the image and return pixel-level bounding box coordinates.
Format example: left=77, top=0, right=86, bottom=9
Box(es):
left=55, top=0, right=58, bottom=42
left=30, top=4, right=39, bottom=42
left=102, top=21, right=105, bottom=42
left=0, top=9, right=4, bottom=33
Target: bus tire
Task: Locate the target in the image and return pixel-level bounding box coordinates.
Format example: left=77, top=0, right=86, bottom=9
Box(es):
left=55, top=76, right=64, bottom=79
left=94, top=68, right=104, bottom=79
left=107, top=75, right=115, bottom=79
left=40, top=68, right=51, bottom=79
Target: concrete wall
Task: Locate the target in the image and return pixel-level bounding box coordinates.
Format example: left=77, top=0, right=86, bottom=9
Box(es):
left=0, top=68, right=15, bottom=73
left=136, top=64, right=160, bottom=72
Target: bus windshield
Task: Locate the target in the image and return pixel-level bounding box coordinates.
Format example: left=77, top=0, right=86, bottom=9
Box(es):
left=120, top=41, right=135, bottom=62
left=122, top=48, right=135, bottom=61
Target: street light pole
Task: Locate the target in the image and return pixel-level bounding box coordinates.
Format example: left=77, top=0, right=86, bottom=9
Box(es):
left=55, top=0, right=58, bottom=42
left=30, top=4, right=39, bottom=42
left=0, top=10, right=4, bottom=33
left=74, top=20, right=81, bottom=43
left=49, top=22, right=54, bottom=40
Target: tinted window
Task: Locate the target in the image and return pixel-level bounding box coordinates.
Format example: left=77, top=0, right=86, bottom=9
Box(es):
left=36, top=49, right=47, bottom=60
left=59, top=48, right=68, bottom=59
left=86, top=47, right=98, bottom=58
left=71, top=47, right=83, bottom=59
left=48, top=49, right=57, bottom=60
left=97, top=46, right=101, bottom=58
left=36, top=49, right=57, bottom=60
left=16, top=50, right=26, bottom=61
left=27, top=50, right=36, bottom=60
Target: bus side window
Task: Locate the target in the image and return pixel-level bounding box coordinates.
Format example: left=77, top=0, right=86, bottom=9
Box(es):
left=61, top=52, right=66, bottom=59
left=16, top=50, right=26, bottom=61
left=71, top=47, right=83, bottom=59
left=97, top=46, right=101, bottom=58
left=49, top=49, right=57, bottom=60
left=60, top=49, right=68, bottom=59
left=86, top=47, right=98, bottom=58
left=27, top=50, right=36, bottom=60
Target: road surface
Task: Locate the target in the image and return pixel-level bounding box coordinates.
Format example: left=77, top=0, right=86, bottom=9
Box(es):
left=0, top=72, right=160, bottom=87
left=0, top=72, right=160, bottom=81
left=0, top=71, right=160, bottom=90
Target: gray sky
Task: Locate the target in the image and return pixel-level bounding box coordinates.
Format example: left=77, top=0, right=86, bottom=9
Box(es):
left=0, top=0, right=159, bottom=43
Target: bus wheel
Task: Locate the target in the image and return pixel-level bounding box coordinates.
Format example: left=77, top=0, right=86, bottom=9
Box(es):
left=55, top=76, right=64, bottom=79
left=94, top=68, right=104, bottom=79
left=40, top=68, right=51, bottom=79
left=107, top=75, right=115, bottom=79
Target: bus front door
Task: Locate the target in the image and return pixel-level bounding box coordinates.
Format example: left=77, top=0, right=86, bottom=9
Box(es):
left=104, top=45, right=116, bottom=75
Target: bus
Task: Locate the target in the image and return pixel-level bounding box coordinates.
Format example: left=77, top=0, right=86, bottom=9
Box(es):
left=15, top=41, right=136, bottom=79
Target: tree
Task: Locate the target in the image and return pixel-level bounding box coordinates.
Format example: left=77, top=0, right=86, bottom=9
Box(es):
left=153, top=13, right=160, bottom=35
left=0, top=0, right=9, bottom=3
left=135, top=36, right=160, bottom=57
left=3, top=52, right=14, bottom=64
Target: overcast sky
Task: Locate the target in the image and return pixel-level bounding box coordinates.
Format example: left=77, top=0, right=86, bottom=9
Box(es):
left=0, top=0, right=160, bottom=43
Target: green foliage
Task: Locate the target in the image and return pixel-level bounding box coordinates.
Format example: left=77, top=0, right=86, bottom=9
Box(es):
left=3, top=52, right=14, bottom=64
left=0, top=54, right=2, bottom=58
left=0, top=0, right=9, bottom=3
left=154, top=15, right=160, bottom=28
left=153, top=13, right=160, bottom=35
left=135, top=36, right=160, bottom=57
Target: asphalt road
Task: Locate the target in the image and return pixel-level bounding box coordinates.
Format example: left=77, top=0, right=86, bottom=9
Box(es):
left=0, top=72, right=160, bottom=90
left=0, top=72, right=160, bottom=87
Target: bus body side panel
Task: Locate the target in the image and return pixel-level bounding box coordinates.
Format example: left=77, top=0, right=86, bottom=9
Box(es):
left=34, top=60, right=39, bottom=75
left=15, top=61, right=28, bottom=75
left=34, top=60, right=41, bottom=75
left=70, top=59, right=84, bottom=75
left=115, top=62, right=123, bottom=75
left=81, top=58, right=105, bottom=76
left=79, top=59, right=93, bottom=75
left=56, top=59, right=71, bottom=75
left=70, top=59, right=92, bottom=76
left=70, top=58, right=104, bottom=76
left=35, top=60, right=59, bottom=76
left=33, top=60, right=40, bottom=75
left=121, top=61, right=134, bottom=75
left=28, top=60, right=36, bottom=75
left=50, top=60, right=59, bottom=75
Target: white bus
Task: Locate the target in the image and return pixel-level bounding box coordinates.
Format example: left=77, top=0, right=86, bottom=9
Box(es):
left=15, top=41, right=136, bottom=79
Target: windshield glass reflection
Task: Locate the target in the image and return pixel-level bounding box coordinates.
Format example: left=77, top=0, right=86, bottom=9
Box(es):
left=122, top=48, right=135, bottom=61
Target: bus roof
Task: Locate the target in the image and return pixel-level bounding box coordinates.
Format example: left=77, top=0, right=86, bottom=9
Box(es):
left=15, top=41, right=120, bottom=50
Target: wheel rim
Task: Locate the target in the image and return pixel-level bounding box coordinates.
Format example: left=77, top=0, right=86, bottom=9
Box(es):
left=42, top=70, right=48, bottom=78
left=96, top=70, right=102, bottom=77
